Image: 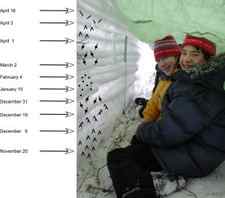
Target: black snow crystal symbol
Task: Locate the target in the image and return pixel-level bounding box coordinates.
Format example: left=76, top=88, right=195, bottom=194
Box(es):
left=98, top=109, right=103, bottom=115
left=85, top=96, right=89, bottom=102
left=98, top=18, right=103, bottom=23
left=91, top=129, right=96, bottom=134
left=86, top=15, right=92, bottom=19
left=84, top=25, right=88, bottom=30
left=94, top=59, right=98, bottom=64
left=87, top=153, right=91, bottom=158
left=78, top=140, right=82, bottom=145
left=85, top=34, right=89, bottom=39
left=80, top=102, right=83, bottom=108
left=104, top=104, right=108, bottom=110
left=93, top=98, right=97, bottom=104
left=79, top=10, right=84, bottom=16
left=86, top=117, right=91, bottom=123
left=90, top=26, right=94, bottom=31
left=90, top=51, right=94, bottom=57
left=93, top=115, right=98, bottom=121
left=86, top=135, right=90, bottom=140
left=91, top=146, right=96, bottom=151
left=79, top=121, right=84, bottom=128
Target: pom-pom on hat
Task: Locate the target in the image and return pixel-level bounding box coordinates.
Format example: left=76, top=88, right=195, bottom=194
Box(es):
left=154, top=35, right=181, bottom=62
left=182, top=34, right=216, bottom=56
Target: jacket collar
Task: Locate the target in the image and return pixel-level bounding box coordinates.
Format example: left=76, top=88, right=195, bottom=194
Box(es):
left=172, top=54, right=225, bottom=93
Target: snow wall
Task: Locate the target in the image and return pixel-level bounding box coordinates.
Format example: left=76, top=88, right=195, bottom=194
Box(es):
left=77, top=0, right=144, bottom=186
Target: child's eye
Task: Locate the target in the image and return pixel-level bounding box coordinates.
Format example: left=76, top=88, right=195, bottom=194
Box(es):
left=192, top=53, right=200, bottom=57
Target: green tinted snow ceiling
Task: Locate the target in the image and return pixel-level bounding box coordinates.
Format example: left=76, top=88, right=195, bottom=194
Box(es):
left=115, top=0, right=225, bottom=53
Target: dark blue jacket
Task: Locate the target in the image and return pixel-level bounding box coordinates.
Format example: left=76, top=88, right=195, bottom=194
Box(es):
left=137, top=55, right=225, bottom=177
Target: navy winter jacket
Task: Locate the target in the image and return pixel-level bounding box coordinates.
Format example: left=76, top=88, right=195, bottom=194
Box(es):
left=137, top=55, right=225, bottom=177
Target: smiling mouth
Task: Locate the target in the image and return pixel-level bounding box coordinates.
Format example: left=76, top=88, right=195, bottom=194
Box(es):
left=183, top=64, right=192, bottom=68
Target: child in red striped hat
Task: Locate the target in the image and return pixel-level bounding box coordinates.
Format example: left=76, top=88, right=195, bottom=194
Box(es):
left=142, top=35, right=181, bottom=122
left=179, top=34, right=216, bottom=71
left=154, top=35, right=181, bottom=75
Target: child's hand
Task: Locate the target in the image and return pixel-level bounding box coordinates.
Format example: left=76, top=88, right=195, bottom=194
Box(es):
left=134, top=97, right=148, bottom=118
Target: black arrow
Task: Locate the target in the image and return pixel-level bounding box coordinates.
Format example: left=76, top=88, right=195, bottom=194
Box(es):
left=40, top=62, right=74, bottom=68
left=40, top=20, right=74, bottom=26
left=40, top=111, right=74, bottom=117
left=40, top=128, right=74, bottom=134
left=40, top=98, right=74, bottom=104
left=40, top=74, right=74, bottom=80
left=40, top=37, right=74, bottom=44
left=39, top=86, right=74, bottom=92
left=40, top=8, right=74, bottom=14
left=40, top=148, right=74, bottom=154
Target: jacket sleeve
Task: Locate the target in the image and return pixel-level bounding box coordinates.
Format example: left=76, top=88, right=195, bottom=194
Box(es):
left=143, top=80, right=172, bottom=122
left=138, top=96, right=208, bottom=148
left=143, top=91, right=160, bottom=122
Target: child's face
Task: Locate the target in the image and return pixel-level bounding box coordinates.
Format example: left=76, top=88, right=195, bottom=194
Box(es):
left=158, top=56, right=177, bottom=76
left=179, top=45, right=206, bottom=71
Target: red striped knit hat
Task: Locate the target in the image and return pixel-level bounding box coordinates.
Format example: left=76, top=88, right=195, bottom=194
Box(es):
left=154, top=35, right=181, bottom=62
left=182, top=34, right=216, bottom=56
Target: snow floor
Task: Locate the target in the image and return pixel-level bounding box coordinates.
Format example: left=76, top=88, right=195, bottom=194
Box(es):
left=78, top=104, right=225, bottom=198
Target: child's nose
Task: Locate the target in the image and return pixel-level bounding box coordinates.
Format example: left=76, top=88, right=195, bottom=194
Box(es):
left=184, top=55, right=192, bottom=63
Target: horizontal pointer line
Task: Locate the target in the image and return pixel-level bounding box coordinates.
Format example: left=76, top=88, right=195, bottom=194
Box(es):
left=40, top=40, right=66, bottom=42
left=40, top=64, right=67, bottom=66
left=40, top=76, right=67, bottom=78
left=40, top=9, right=67, bottom=12
left=40, top=130, right=65, bottom=132
left=40, top=22, right=66, bottom=24
left=40, top=88, right=66, bottom=90
left=40, top=150, right=65, bottom=152
left=40, top=100, right=66, bottom=102
left=40, top=113, right=66, bottom=115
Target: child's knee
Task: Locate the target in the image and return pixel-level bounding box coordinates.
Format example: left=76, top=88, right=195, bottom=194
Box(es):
left=107, top=148, right=126, bottom=165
